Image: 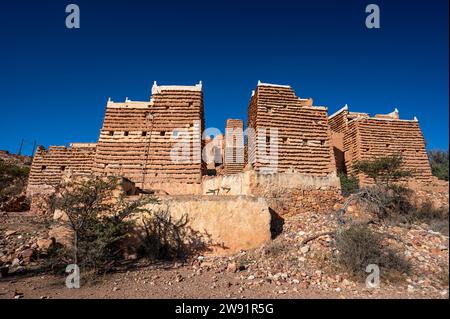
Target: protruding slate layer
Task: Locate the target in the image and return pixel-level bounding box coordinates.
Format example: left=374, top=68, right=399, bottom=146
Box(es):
left=329, top=107, right=433, bottom=183
left=247, top=82, right=336, bottom=175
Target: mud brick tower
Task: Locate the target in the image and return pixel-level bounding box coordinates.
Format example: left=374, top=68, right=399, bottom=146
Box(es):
left=328, top=105, right=433, bottom=183
left=223, top=119, right=245, bottom=175
left=93, top=81, right=205, bottom=193
left=247, top=81, right=336, bottom=175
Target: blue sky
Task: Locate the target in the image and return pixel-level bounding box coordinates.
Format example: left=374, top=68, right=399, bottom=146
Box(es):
left=0, top=0, right=448, bottom=155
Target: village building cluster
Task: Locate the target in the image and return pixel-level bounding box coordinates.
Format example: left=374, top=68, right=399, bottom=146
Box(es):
left=26, top=81, right=433, bottom=196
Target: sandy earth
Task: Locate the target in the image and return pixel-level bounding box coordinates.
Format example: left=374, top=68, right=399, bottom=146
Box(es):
left=1, top=210, right=448, bottom=300
left=0, top=260, right=448, bottom=299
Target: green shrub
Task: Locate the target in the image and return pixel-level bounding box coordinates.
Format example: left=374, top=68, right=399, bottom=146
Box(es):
left=0, top=160, right=30, bottom=210
left=428, top=150, right=449, bottom=181
left=338, top=172, right=359, bottom=197
left=52, top=176, right=157, bottom=272
left=353, top=154, right=412, bottom=186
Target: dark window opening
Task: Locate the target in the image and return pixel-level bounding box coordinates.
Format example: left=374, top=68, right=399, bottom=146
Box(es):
left=320, top=140, right=325, bottom=145
left=365, top=148, right=370, bottom=152
left=61, top=166, right=66, bottom=171
left=142, top=131, right=147, bottom=136
left=303, top=139, right=308, bottom=144
left=109, top=131, right=114, bottom=136
left=41, top=165, right=46, bottom=171
left=282, top=137, right=288, bottom=143
left=124, top=131, right=129, bottom=136
left=160, top=131, right=165, bottom=136
left=266, top=136, right=270, bottom=143
left=386, top=144, right=390, bottom=148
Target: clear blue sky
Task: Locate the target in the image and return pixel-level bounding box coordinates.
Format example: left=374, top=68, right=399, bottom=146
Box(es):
left=0, top=0, right=448, bottom=155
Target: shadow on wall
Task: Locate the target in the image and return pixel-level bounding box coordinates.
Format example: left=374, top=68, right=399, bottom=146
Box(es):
left=269, top=208, right=284, bottom=239
left=333, top=146, right=346, bottom=174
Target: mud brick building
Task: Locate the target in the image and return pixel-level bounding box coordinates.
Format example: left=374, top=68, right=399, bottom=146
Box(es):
left=223, top=119, right=245, bottom=175
left=26, top=80, right=435, bottom=196
left=328, top=105, right=433, bottom=183
left=27, top=143, right=97, bottom=194
left=247, top=81, right=336, bottom=175
left=93, top=81, right=205, bottom=193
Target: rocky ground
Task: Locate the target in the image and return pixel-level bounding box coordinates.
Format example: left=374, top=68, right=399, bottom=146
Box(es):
left=0, top=209, right=448, bottom=299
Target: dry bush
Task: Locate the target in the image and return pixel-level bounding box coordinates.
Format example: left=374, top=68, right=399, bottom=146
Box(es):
left=334, top=223, right=410, bottom=279
left=262, top=239, right=289, bottom=258
left=138, top=210, right=211, bottom=261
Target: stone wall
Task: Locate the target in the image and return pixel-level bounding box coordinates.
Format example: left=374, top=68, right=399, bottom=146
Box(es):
left=329, top=106, right=433, bottom=183
left=247, top=82, right=336, bottom=175
left=93, top=82, right=205, bottom=191
left=202, top=170, right=341, bottom=216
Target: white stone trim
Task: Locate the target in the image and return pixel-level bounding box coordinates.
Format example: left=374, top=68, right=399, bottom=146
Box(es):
left=257, top=80, right=291, bottom=88
left=328, top=104, right=348, bottom=119
left=152, top=81, right=203, bottom=94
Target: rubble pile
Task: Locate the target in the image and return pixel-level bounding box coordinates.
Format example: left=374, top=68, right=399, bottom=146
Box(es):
left=0, top=213, right=52, bottom=277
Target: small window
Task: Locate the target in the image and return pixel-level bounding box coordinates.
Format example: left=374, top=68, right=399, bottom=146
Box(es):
left=282, top=137, right=288, bottom=143
left=303, top=139, right=308, bottom=144
left=109, top=131, right=114, bottom=136
left=266, top=136, right=270, bottom=143
left=320, top=140, right=325, bottom=145
left=142, top=131, right=147, bottom=136
left=124, top=131, right=129, bottom=136
left=365, top=148, right=370, bottom=152
left=61, top=166, right=66, bottom=171
left=41, top=165, right=46, bottom=171
left=386, top=144, right=390, bottom=148
left=160, top=131, right=165, bottom=136
left=188, top=102, right=193, bottom=107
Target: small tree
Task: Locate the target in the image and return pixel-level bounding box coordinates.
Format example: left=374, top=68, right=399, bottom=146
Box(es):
left=53, top=176, right=156, bottom=271
left=353, top=154, right=412, bottom=187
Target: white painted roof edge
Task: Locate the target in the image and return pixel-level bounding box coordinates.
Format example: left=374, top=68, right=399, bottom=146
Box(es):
left=348, top=116, right=419, bottom=125
left=257, top=80, right=291, bottom=88
left=328, top=104, right=348, bottom=119
left=152, top=81, right=202, bottom=94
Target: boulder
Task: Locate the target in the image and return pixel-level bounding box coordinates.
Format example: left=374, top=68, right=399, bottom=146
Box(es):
left=140, top=195, right=272, bottom=256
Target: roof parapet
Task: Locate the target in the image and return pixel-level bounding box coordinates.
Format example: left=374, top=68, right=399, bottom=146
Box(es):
left=257, top=80, right=291, bottom=88
left=328, top=104, right=349, bottom=119
left=151, top=81, right=203, bottom=95
left=70, top=143, right=97, bottom=148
